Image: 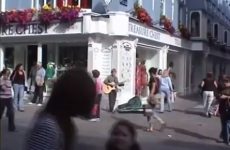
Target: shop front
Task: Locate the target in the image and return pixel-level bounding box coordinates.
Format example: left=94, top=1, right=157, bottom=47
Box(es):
left=0, top=11, right=193, bottom=107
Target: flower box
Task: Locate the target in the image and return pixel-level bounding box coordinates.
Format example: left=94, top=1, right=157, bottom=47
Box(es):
left=134, top=4, right=153, bottom=27
left=160, top=15, right=175, bottom=35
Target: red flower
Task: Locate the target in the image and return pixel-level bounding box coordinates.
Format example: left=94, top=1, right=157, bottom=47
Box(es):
left=134, top=5, right=153, bottom=26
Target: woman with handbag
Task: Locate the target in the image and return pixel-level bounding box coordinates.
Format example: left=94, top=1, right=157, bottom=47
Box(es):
left=10, top=63, right=26, bottom=112
left=89, top=70, right=102, bottom=122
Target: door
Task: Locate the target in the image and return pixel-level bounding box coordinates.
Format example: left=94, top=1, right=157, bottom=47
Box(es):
left=27, top=45, right=37, bottom=77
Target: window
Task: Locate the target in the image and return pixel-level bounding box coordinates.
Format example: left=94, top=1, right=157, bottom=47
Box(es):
left=224, top=31, right=228, bottom=44
left=72, top=0, right=92, bottom=8
left=186, top=8, right=188, bottom=27
left=190, top=12, right=200, bottom=37
left=160, top=0, right=165, bottom=16
left=213, top=23, right=219, bottom=39
left=4, top=47, right=14, bottom=69
left=152, top=0, right=155, bottom=10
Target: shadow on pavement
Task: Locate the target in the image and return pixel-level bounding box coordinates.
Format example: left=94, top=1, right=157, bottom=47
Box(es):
left=173, top=109, right=204, bottom=117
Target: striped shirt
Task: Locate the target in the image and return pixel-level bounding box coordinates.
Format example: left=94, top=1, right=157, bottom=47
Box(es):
left=26, top=116, right=64, bottom=150
left=0, top=78, right=12, bottom=99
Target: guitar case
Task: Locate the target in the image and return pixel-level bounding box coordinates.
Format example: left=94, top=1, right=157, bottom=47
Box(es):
left=116, top=96, right=142, bottom=113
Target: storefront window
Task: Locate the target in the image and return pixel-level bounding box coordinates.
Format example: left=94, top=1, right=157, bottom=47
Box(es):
left=4, top=47, right=14, bottom=69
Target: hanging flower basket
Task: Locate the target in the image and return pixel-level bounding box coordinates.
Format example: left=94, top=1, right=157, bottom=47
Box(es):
left=160, top=15, right=175, bottom=35
left=0, top=8, right=36, bottom=26
left=179, top=24, right=191, bottom=40
left=134, top=4, right=153, bottom=26
left=39, top=5, right=56, bottom=25
left=57, top=6, right=81, bottom=23
left=1, top=5, right=81, bottom=26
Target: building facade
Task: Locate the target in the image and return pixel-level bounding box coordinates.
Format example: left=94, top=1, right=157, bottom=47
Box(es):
left=0, top=0, right=229, bottom=107
left=184, top=0, right=230, bottom=87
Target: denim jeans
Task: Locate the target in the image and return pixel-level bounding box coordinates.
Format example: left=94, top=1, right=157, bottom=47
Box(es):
left=13, top=84, right=24, bottom=110
left=160, top=87, right=172, bottom=112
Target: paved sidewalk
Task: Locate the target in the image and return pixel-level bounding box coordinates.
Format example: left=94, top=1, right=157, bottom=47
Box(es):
left=1, top=95, right=229, bottom=150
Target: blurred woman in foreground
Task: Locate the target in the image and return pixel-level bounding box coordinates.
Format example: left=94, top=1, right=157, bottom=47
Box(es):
left=25, top=68, right=96, bottom=150
left=106, top=120, right=141, bottom=150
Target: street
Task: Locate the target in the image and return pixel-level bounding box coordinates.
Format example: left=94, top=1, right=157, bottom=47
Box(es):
left=1, top=95, right=229, bottom=150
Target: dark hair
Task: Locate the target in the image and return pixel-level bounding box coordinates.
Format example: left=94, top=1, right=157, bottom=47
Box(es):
left=158, top=69, right=162, bottom=75
left=206, top=72, right=213, bottom=79
left=106, top=120, right=141, bottom=150
left=14, top=63, right=23, bottom=71
left=92, top=70, right=100, bottom=78
left=149, top=67, right=157, bottom=75
left=111, top=68, right=117, bottom=74
left=0, top=68, right=10, bottom=77
left=40, top=68, right=96, bottom=150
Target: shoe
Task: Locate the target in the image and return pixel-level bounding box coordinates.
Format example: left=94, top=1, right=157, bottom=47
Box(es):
left=95, top=118, right=100, bottom=122
left=18, top=110, right=24, bottom=112
left=89, top=119, right=96, bottom=122
left=37, top=104, right=42, bottom=106
left=28, top=102, right=34, bottom=105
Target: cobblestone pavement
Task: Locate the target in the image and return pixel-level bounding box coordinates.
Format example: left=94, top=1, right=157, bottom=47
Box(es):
left=1, top=95, right=229, bottom=150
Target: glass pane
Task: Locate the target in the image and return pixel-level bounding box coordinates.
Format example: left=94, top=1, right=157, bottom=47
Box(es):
left=4, top=47, right=14, bottom=69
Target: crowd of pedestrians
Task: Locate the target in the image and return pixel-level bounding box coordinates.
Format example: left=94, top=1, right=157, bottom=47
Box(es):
left=1, top=61, right=230, bottom=148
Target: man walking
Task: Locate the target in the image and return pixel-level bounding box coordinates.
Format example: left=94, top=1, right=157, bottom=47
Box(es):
left=29, top=62, right=46, bottom=106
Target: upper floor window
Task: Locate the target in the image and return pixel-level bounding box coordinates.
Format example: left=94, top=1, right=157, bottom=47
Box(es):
left=224, top=31, right=228, bottom=44
left=213, top=23, right=219, bottom=39
left=208, top=1, right=212, bottom=9
left=71, top=0, right=92, bottom=8
left=212, top=5, right=216, bottom=13
left=190, top=12, right=200, bottom=37
left=160, top=0, right=165, bottom=16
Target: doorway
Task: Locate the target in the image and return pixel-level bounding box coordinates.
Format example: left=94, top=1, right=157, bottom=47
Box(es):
left=27, top=45, right=37, bottom=77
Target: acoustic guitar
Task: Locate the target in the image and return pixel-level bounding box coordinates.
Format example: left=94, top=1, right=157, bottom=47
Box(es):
left=102, top=80, right=128, bottom=94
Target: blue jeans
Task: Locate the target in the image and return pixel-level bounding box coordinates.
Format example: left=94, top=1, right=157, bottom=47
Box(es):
left=160, top=88, right=172, bottom=112
left=13, top=84, right=24, bottom=110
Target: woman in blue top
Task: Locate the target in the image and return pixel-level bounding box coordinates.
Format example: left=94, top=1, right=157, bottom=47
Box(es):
left=159, top=69, right=173, bottom=113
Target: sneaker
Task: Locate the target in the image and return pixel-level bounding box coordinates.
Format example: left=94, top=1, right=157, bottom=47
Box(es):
left=89, top=119, right=96, bottom=122
left=37, top=104, right=42, bottom=106
left=28, top=102, right=34, bottom=105
left=95, top=118, right=100, bottom=122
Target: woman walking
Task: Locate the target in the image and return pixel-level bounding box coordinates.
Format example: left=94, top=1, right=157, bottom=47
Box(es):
left=200, top=72, right=217, bottom=117
left=25, top=68, right=96, bottom=150
left=145, top=67, right=166, bottom=132
left=89, top=70, right=103, bottom=122
left=159, top=69, right=173, bottom=113
left=10, top=64, right=26, bottom=112
left=0, top=69, right=17, bottom=132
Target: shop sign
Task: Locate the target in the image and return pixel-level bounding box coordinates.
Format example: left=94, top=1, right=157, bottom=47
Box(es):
left=129, top=23, right=161, bottom=41
left=1, top=24, right=48, bottom=35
